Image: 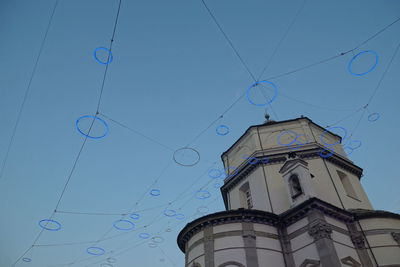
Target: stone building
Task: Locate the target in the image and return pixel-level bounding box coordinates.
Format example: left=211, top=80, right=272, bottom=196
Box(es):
left=177, top=117, right=400, bottom=267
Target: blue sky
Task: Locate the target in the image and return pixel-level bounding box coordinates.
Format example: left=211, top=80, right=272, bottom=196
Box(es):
left=0, top=0, right=399, bottom=266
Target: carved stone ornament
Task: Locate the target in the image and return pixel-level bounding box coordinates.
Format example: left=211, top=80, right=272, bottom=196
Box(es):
left=350, top=232, right=365, bottom=249
left=308, top=220, right=332, bottom=240
left=299, top=259, right=320, bottom=267
left=392, top=232, right=400, bottom=244
left=341, top=256, right=361, bottom=267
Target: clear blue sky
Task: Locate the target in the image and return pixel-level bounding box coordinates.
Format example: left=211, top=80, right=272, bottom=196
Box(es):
left=0, top=0, right=399, bottom=266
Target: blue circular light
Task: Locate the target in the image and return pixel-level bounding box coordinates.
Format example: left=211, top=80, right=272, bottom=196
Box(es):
left=86, top=246, right=105, bottom=256
left=348, top=50, right=378, bottom=76
left=113, top=219, right=135, bottom=231
left=319, top=147, right=334, bottom=158
left=368, top=113, right=380, bottom=122
left=163, top=209, right=176, bottom=217
left=195, top=190, right=211, bottom=200
left=175, top=213, right=185, bottom=220
left=246, top=80, right=278, bottom=106
left=150, top=189, right=160, bottom=196
left=139, top=233, right=150, bottom=239
left=216, top=125, right=230, bottom=136
left=38, top=219, right=61, bottom=231
left=76, top=115, right=109, bottom=139
left=22, top=258, right=32, bottom=262
left=320, top=126, right=347, bottom=147
left=277, top=130, right=298, bottom=146
left=208, top=168, right=223, bottom=179
left=129, top=213, right=140, bottom=220
left=94, top=47, right=113, bottom=65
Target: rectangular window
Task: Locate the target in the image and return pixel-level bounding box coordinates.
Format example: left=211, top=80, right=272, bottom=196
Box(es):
left=337, top=170, right=358, bottom=200
left=245, top=190, right=253, bottom=208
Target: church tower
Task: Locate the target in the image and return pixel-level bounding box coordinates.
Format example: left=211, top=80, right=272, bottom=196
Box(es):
left=177, top=117, right=400, bottom=267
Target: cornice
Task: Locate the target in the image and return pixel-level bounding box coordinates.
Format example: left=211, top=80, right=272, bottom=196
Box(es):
left=177, top=198, right=357, bottom=252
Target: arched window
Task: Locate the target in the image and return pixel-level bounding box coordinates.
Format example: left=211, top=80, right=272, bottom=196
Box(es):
left=218, top=261, right=245, bottom=267
left=289, top=174, right=302, bottom=199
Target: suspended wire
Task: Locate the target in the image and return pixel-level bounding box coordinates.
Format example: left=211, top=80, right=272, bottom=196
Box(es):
left=11, top=0, right=123, bottom=265
left=0, top=0, right=60, bottom=181
left=326, top=106, right=365, bottom=127
left=262, top=16, right=400, bottom=82
left=257, top=0, right=307, bottom=81
left=348, top=38, right=400, bottom=139
left=98, top=112, right=175, bottom=151
left=95, top=0, right=122, bottom=112
left=186, top=16, right=400, bottom=147
left=199, top=0, right=256, bottom=81
left=366, top=39, right=400, bottom=106
left=351, top=17, right=400, bottom=51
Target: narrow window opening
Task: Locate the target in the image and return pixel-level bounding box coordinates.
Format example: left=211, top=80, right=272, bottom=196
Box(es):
left=239, top=182, right=253, bottom=209
left=289, top=174, right=303, bottom=199
left=337, top=170, right=358, bottom=200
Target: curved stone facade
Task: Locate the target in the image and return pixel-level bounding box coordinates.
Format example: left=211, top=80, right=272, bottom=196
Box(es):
left=178, top=199, right=400, bottom=267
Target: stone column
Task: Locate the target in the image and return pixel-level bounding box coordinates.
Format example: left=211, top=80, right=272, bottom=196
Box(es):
left=242, top=222, right=259, bottom=267
left=347, top=222, right=373, bottom=267
left=307, top=217, right=341, bottom=267
left=204, top=226, right=215, bottom=267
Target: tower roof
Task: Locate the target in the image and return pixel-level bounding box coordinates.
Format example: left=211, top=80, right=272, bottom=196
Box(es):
left=220, top=116, right=342, bottom=159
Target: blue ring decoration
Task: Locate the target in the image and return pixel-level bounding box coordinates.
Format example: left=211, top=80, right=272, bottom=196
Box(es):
left=150, top=189, right=161, bottom=196
left=277, top=130, right=298, bottom=146
left=139, top=233, right=150, bottom=239
left=129, top=213, right=140, bottom=220
left=348, top=50, right=379, bottom=76
left=86, top=246, right=105, bottom=256
left=319, top=147, right=334, bottom=158
left=320, top=126, right=347, bottom=147
left=368, top=113, right=380, bottom=122
left=208, top=168, right=223, bottom=179
left=38, top=219, right=61, bottom=231
left=175, top=213, right=185, bottom=220
left=195, top=190, right=211, bottom=200
left=76, top=115, right=109, bottom=139
left=94, top=47, right=113, bottom=65
left=216, top=125, right=230, bottom=136
left=261, top=157, right=270, bottom=164
left=347, top=140, right=362, bottom=150
left=113, top=219, right=135, bottom=231
left=22, top=258, right=32, bottom=262
left=164, top=209, right=176, bottom=217
left=246, top=80, right=278, bottom=106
